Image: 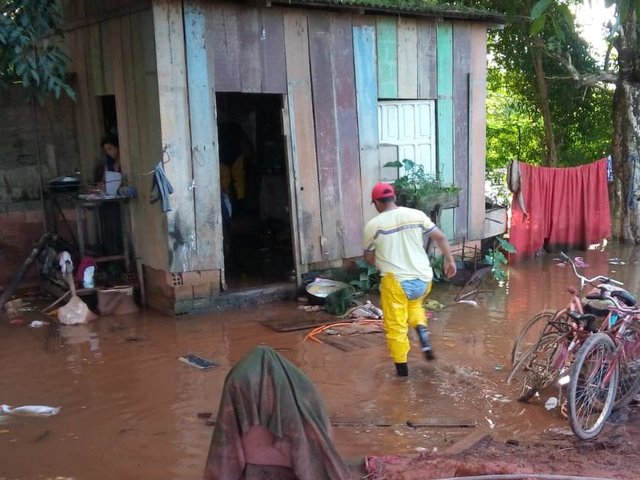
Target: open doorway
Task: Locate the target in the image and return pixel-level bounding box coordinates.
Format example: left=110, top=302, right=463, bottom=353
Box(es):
left=216, top=93, right=295, bottom=289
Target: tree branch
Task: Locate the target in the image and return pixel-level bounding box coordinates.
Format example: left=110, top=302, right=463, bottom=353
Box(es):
left=547, top=51, right=618, bottom=86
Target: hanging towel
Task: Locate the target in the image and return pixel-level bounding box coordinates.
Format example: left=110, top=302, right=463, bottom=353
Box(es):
left=509, top=158, right=611, bottom=260
left=150, top=161, right=174, bottom=212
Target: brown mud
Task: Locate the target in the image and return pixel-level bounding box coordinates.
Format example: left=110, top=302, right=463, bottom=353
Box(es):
left=2, top=244, right=640, bottom=479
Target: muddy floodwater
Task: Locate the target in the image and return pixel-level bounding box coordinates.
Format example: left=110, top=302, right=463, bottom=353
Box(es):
left=2, top=244, right=640, bottom=479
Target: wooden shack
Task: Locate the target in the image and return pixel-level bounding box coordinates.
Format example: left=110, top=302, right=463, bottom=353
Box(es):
left=61, top=0, right=503, bottom=314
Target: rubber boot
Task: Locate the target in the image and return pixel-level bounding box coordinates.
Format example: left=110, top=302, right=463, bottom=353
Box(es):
left=395, top=362, right=408, bottom=377
left=416, top=325, right=435, bottom=361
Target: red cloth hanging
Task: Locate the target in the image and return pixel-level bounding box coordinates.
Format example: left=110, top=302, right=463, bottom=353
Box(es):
left=509, top=158, right=611, bottom=260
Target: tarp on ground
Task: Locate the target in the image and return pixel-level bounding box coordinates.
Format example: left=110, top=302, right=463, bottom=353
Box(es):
left=509, top=158, right=611, bottom=259
left=203, top=346, right=351, bottom=480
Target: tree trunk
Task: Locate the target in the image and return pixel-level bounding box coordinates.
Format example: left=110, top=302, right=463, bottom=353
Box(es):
left=612, top=10, right=640, bottom=242
left=531, top=35, right=559, bottom=167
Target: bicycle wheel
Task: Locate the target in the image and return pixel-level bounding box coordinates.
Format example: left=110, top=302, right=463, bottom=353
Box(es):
left=507, top=331, right=565, bottom=402
left=511, top=309, right=560, bottom=365
left=614, top=323, right=640, bottom=408
left=567, top=332, right=618, bottom=440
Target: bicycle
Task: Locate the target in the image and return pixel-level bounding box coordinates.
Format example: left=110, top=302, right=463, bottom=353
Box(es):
left=507, top=253, right=632, bottom=402
left=510, top=252, right=628, bottom=365
left=567, top=301, right=640, bottom=440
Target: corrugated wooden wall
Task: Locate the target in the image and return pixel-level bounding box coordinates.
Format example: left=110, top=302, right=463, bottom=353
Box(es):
left=66, top=5, right=168, bottom=271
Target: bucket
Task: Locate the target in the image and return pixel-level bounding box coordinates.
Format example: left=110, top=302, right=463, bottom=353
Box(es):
left=105, top=171, right=122, bottom=196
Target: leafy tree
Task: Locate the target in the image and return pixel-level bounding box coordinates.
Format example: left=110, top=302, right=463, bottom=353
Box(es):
left=528, top=0, right=640, bottom=241
left=458, top=0, right=612, bottom=169
left=0, top=0, right=74, bottom=100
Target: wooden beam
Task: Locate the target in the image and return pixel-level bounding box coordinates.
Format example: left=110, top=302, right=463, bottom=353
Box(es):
left=453, top=22, right=471, bottom=238
left=153, top=0, right=197, bottom=272
left=468, top=24, right=488, bottom=241
left=184, top=1, right=224, bottom=270
left=284, top=11, right=323, bottom=265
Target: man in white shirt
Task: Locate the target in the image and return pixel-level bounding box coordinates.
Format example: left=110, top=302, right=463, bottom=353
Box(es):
left=363, top=182, right=456, bottom=376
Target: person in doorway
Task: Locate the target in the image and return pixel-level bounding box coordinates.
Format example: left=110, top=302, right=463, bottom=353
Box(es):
left=101, top=134, right=121, bottom=175
left=363, top=182, right=457, bottom=377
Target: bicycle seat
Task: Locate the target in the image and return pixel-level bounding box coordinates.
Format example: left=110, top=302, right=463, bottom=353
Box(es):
left=611, top=289, right=636, bottom=306
left=585, top=285, right=636, bottom=306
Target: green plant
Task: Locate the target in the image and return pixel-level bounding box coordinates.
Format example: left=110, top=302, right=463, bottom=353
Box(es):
left=384, top=159, right=460, bottom=208
left=350, top=258, right=380, bottom=292
left=484, top=236, right=517, bottom=284
left=428, top=253, right=446, bottom=283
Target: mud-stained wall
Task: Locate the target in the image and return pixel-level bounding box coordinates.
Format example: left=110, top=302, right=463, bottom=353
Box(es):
left=0, top=87, right=79, bottom=206
left=0, top=87, right=80, bottom=285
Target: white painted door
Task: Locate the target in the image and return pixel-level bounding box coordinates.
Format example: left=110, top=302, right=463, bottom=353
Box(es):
left=377, top=100, right=436, bottom=181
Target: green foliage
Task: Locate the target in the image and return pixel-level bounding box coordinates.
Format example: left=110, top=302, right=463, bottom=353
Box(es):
left=484, top=236, right=517, bottom=283
left=384, top=159, right=460, bottom=208
left=350, top=258, right=380, bottom=292
left=0, top=0, right=75, bottom=101
left=470, top=0, right=614, bottom=171
left=428, top=253, right=446, bottom=283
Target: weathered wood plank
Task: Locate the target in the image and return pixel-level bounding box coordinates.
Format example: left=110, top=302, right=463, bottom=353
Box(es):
left=397, top=17, right=418, bottom=99
left=417, top=19, right=437, bottom=99
left=468, top=24, right=488, bottom=241
left=353, top=19, right=380, bottom=226
left=281, top=101, right=302, bottom=281
left=332, top=14, right=363, bottom=258
left=453, top=22, right=471, bottom=238
left=87, top=24, right=105, bottom=95
left=99, top=21, right=115, bottom=94
left=376, top=16, right=397, bottom=99
left=185, top=1, right=223, bottom=270
left=67, top=29, right=99, bottom=185
left=260, top=8, right=287, bottom=94
left=284, top=11, right=323, bottom=265
left=436, top=21, right=454, bottom=238
left=153, top=0, right=197, bottom=272
left=309, top=13, right=343, bottom=260
left=238, top=6, right=261, bottom=93
left=211, top=3, right=240, bottom=92
left=129, top=9, right=168, bottom=271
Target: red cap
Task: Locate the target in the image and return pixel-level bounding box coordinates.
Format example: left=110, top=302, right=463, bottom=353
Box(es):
left=371, top=182, right=396, bottom=202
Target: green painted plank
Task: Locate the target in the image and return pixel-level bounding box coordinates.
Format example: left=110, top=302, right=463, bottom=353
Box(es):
left=353, top=19, right=380, bottom=225
left=437, top=21, right=454, bottom=238
left=376, top=16, right=397, bottom=99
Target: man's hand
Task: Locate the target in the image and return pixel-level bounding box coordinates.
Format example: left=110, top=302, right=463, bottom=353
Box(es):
left=443, top=257, right=457, bottom=278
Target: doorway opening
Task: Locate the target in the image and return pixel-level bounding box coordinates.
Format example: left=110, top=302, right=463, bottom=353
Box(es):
left=216, top=93, right=295, bottom=290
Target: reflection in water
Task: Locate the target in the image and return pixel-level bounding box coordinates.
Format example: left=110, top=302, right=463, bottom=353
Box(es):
left=1, top=245, right=639, bottom=478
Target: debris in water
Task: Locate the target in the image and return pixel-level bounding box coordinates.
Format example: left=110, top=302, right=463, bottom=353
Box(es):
left=0, top=404, right=61, bottom=417
left=178, top=354, right=217, bottom=370
left=544, top=397, right=559, bottom=410
left=457, top=299, right=478, bottom=307
left=29, top=320, right=48, bottom=328
left=485, top=417, right=495, bottom=428
left=609, top=258, right=627, bottom=265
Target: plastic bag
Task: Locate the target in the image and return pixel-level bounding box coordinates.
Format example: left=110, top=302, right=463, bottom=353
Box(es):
left=0, top=404, right=60, bottom=416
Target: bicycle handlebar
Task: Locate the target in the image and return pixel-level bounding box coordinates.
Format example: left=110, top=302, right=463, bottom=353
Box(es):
left=559, top=251, right=624, bottom=287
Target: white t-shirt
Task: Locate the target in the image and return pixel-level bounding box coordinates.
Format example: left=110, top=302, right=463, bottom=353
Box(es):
left=363, top=206, right=436, bottom=282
